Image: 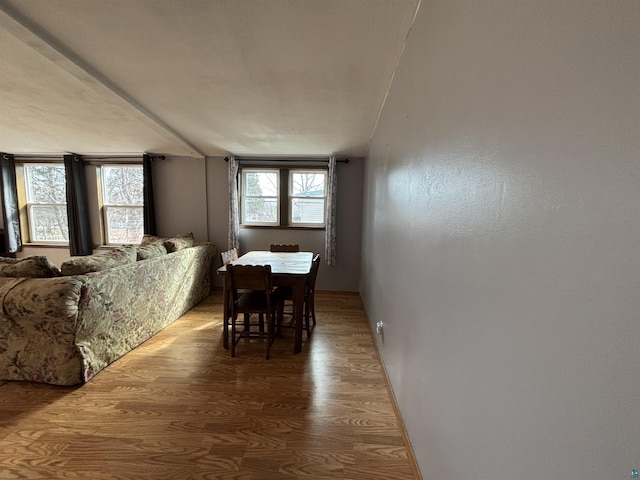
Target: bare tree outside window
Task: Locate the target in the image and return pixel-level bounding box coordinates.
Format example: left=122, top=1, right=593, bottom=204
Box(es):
left=242, top=170, right=279, bottom=225
left=290, top=171, right=327, bottom=225
left=24, top=164, right=69, bottom=242
left=239, top=167, right=327, bottom=227
left=102, top=165, right=143, bottom=244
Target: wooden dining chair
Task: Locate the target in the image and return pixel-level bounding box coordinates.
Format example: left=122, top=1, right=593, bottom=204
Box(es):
left=220, top=248, right=241, bottom=339
left=270, top=244, right=300, bottom=252
left=304, top=253, right=321, bottom=331
left=277, top=253, right=320, bottom=337
left=227, top=264, right=283, bottom=359
left=220, top=248, right=238, bottom=266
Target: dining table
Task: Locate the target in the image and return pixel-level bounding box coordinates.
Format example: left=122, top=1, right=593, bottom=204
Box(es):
left=217, top=250, right=313, bottom=354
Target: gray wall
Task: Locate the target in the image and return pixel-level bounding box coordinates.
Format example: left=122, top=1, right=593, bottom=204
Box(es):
left=21, top=156, right=211, bottom=265
left=153, top=156, right=209, bottom=242
left=361, top=1, right=640, bottom=479
left=106, top=155, right=364, bottom=291
left=206, top=156, right=364, bottom=291
left=138, top=157, right=364, bottom=292
left=20, top=155, right=363, bottom=292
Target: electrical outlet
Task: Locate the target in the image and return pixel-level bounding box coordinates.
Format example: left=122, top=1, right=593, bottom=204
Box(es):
left=376, top=321, right=383, bottom=335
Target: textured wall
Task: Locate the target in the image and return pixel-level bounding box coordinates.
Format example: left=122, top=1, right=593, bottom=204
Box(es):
left=153, top=156, right=208, bottom=241
left=207, top=156, right=364, bottom=291
left=362, top=1, right=640, bottom=478
left=18, top=155, right=364, bottom=292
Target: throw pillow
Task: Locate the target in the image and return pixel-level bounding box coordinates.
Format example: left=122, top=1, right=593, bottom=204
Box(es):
left=140, top=234, right=164, bottom=247
left=60, top=248, right=135, bottom=275
left=136, top=243, right=167, bottom=260
left=0, top=256, right=62, bottom=278
left=119, top=245, right=138, bottom=262
left=164, top=232, right=195, bottom=253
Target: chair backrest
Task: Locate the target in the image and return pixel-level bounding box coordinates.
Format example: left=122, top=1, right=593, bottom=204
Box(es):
left=307, top=253, right=320, bottom=293
left=221, top=248, right=239, bottom=266
left=227, top=264, right=273, bottom=294
left=270, top=244, right=299, bottom=252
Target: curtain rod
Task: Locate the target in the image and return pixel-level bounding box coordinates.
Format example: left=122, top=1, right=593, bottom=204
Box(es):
left=225, top=157, right=349, bottom=164
left=3, top=154, right=62, bottom=161
left=80, top=155, right=166, bottom=160
left=5, top=154, right=165, bottom=161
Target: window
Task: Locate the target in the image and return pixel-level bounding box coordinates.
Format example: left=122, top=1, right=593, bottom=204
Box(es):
left=100, top=165, right=144, bottom=244
left=240, top=169, right=280, bottom=226
left=289, top=170, right=327, bottom=226
left=23, top=164, right=69, bottom=243
left=240, top=167, right=327, bottom=227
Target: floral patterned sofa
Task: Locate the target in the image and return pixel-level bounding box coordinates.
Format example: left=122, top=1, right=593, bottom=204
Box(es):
left=0, top=237, right=216, bottom=386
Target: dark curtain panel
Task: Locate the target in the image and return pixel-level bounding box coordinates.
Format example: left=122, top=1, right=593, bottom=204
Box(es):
left=64, top=154, right=92, bottom=256
left=143, top=153, right=156, bottom=235
left=0, top=153, right=21, bottom=253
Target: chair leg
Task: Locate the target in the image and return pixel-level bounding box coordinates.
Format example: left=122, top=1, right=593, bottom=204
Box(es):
left=223, top=311, right=229, bottom=349
left=231, top=314, right=237, bottom=357
left=266, top=309, right=280, bottom=360
left=265, top=314, right=272, bottom=360
left=303, top=302, right=312, bottom=337
left=223, top=289, right=232, bottom=349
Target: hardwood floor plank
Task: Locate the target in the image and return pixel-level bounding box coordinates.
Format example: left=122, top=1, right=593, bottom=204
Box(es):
left=0, top=291, right=420, bottom=479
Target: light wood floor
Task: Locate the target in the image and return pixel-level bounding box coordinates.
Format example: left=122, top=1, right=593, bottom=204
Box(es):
left=0, top=290, right=419, bottom=480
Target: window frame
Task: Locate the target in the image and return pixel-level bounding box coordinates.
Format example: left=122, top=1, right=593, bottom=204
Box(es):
left=239, top=166, right=327, bottom=229
left=14, top=158, right=147, bottom=249
left=239, top=168, right=281, bottom=227
left=288, top=169, right=328, bottom=227
left=98, top=164, right=144, bottom=246
left=20, top=162, right=69, bottom=245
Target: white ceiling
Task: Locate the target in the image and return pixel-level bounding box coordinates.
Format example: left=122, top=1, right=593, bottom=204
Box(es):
left=0, top=0, right=419, bottom=159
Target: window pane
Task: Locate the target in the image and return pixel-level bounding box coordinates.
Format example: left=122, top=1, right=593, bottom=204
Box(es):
left=241, top=169, right=279, bottom=225
left=243, top=197, right=278, bottom=223
left=291, top=198, right=325, bottom=224
left=105, top=206, right=144, bottom=244
left=245, top=171, right=278, bottom=196
left=25, top=165, right=66, bottom=203
left=29, top=205, right=69, bottom=242
left=291, top=172, right=326, bottom=197
left=102, top=166, right=143, bottom=205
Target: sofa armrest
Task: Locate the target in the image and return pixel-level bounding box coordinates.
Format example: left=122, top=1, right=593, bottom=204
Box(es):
left=2, top=276, right=84, bottom=323
left=0, top=276, right=85, bottom=385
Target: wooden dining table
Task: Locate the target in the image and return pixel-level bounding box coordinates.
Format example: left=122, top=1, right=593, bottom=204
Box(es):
left=217, top=250, right=313, bottom=354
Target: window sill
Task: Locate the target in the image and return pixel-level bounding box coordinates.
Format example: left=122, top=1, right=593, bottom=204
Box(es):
left=22, top=242, right=69, bottom=248
left=240, top=225, right=325, bottom=231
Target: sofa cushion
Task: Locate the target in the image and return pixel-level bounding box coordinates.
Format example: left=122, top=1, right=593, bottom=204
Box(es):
left=164, top=232, right=195, bottom=252
left=136, top=243, right=167, bottom=260
left=140, top=234, right=164, bottom=247
left=60, top=248, right=135, bottom=275
left=119, top=245, right=138, bottom=262
left=0, top=256, right=62, bottom=278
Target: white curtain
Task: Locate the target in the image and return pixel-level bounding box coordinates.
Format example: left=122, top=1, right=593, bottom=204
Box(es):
left=228, top=156, right=240, bottom=251
left=324, top=156, right=337, bottom=266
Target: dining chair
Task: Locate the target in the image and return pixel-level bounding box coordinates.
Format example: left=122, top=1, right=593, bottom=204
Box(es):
left=227, top=264, right=283, bottom=359
left=304, top=253, right=321, bottom=331
left=277, top=253, right=320, bottom=337
left=270, top=244, right=300, bottom=252
left=220, top=248, right=242, bottom=336
left=220, top=248, right=238, bottom=266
